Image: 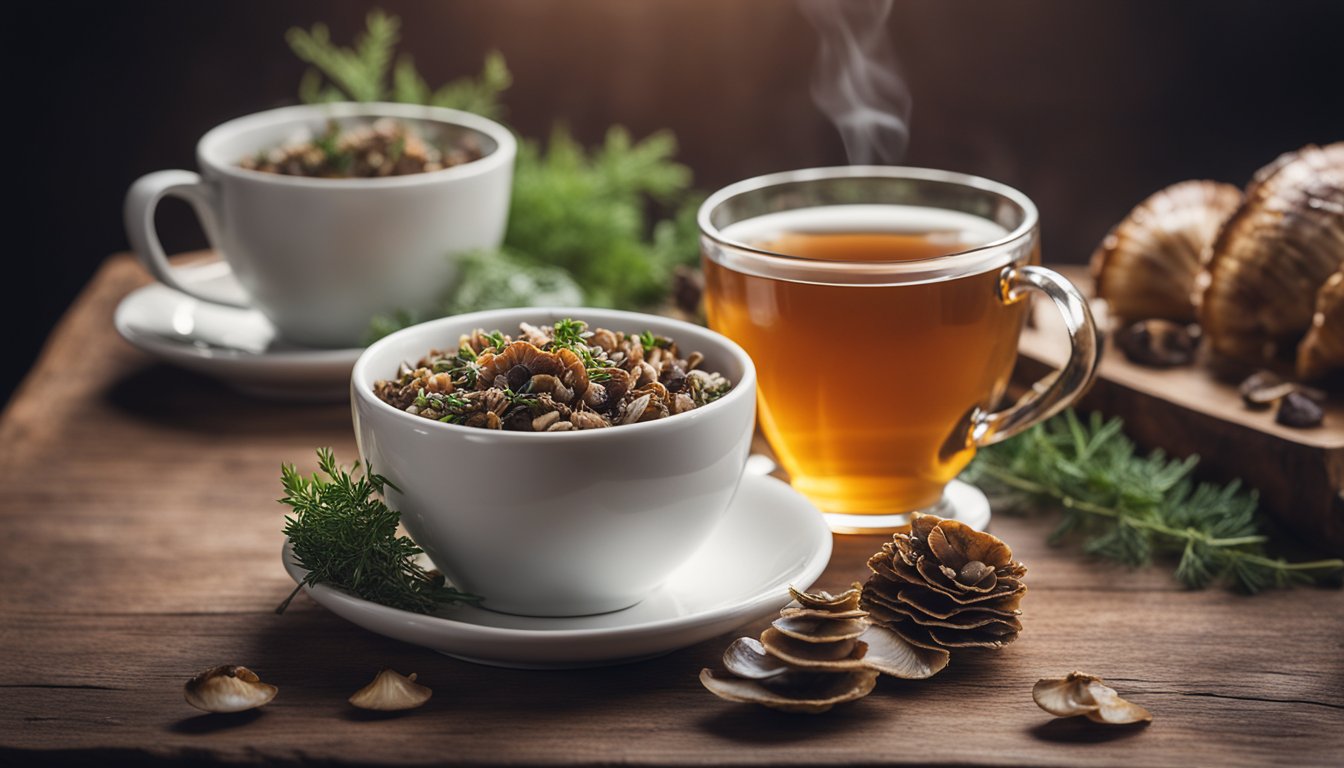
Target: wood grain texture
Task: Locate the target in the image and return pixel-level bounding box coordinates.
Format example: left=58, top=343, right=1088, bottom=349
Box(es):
left=2, top=256, right=1342, bottom=766
left=1018, top=266, right=1344, bottom=555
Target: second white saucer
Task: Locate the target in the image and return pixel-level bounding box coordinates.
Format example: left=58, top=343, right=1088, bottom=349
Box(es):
left=114, top=260, right=362, bottom=401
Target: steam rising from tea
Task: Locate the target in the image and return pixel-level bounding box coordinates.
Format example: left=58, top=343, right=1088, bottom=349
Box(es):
left=799, top=0, right=911, bottom=164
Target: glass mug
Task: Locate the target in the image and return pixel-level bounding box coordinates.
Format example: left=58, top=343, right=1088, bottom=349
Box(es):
left=699, top=167, right=1100, bottom=532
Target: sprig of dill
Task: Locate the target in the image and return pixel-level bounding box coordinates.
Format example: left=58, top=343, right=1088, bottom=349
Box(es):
left=277, top=448, right=480, bottom=614
left=964, top=411, right=1344, bottom=593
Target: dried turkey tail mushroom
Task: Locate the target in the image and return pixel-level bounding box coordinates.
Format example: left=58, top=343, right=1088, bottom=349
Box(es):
left=1033, top=671, right=1153, bottom=725
left=1199, top=143, right=1344, bottom=368
left=348, top=668, right=433, bottom=711
left=700, top=584, right=949, bottom=714
left=184, top=665, right=277, bottom=713
left=1297, top=268, right=1344, bottom=384
left=862, top=512, right=1026, bottom=651
left=1092, top=180, right=1242, bottom=324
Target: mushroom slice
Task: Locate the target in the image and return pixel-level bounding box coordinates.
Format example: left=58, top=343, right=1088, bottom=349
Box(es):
left=788, top=584, right=863, bottom=612
left=857, top=625, right=949, bottom=679
left=1298, top=268, right=1344, bottom=384
left=759, top=628, right=867, bottom=669
left=1033, top=671, right=1152, bottom=725
left=722, top=637, right=791, bottom=680
left=894, top=583, right=1023, bottom=619
left=699, top=668, right=879, bottom=714
left=1201, top=143, right=1344, bottom=367
left=348, top=669, right=432, bottom=711
left=1092, top=180, right=1242, bottom=324
left=771, top=616, right=869, bottom=643
left=184, top=665, right=277, bottom=713
left=778, top=606, right=869, bottom=621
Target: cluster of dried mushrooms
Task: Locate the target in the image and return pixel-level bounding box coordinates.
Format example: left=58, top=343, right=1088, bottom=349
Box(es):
left=862, top=512, right=1026, bottom=651
left=701, top=514, right=1025, bottom=713
left=1092, top=143, right=1344, bottom=396
left=699, top=585, right=948, bottom=713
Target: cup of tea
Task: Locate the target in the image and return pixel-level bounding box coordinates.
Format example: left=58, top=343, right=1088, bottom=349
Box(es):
left=699, top=166, right=1100, bottom=532
left=124, top=102, right=516, bottom=348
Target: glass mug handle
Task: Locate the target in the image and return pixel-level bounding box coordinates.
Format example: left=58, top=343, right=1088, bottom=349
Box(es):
left=970, top=265, right=1102, bottom=447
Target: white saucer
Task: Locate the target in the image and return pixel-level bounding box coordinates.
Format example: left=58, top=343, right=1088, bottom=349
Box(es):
left=113, top=260, right=362, bottom=401
left=281, top=473, right=833, bottom=669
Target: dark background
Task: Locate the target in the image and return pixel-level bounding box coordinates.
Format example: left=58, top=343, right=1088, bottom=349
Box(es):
left=8, top=0, right=1343, bottom=405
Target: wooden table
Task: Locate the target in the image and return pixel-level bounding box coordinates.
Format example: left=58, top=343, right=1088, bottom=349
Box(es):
left=3, top=256, right=1342, bottom=766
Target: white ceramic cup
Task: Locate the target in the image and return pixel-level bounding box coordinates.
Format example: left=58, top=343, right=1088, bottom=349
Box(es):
left=124, top=103, right=516, bottom=348
left=351, top=308, right=759, bottom=617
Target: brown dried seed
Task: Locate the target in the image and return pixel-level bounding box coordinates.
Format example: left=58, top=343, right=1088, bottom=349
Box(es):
left=591, top=328, right=618, bottom=352
left=1276, top=392, right=1324, bottom=428
left=582, top=382, right=608, bottom=408
left=570, top=410, right=607, bottom=430
left=1114, top=320, right=1200, bottom=367
left=1238, top=370, right=1285, bottom=406
left=1242, top=381, right=1296, bottom=409
left=622, top=394, right=652, bottom=425
left=532, top=411, right=560, bottom=431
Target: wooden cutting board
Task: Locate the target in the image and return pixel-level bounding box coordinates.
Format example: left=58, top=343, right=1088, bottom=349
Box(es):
left=1015, top=266, right=1344, bottom=555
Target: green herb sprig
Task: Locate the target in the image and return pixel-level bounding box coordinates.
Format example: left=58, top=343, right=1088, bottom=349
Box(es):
left=288, top=11, right=702, bottom=333
left=965, top=411, right=1343, bottom=593
left=287, top=10, right=511, bottom=117
left=547, top=318, right=617, bottom=381
left=278, top=448, right=480, bottom=614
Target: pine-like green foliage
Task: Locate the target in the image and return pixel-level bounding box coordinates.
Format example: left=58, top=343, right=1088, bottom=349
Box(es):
left=285, top=9, right=701, bottom=320
left=965, top=411, right=1343, bottom=593
left=278, top=448, right=480, bottom=614
left=288, top=10, right=511, bottom=119
left=505, top=126, right=698, bottom=308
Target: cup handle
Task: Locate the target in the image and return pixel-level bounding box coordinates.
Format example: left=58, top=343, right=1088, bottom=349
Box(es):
left=123, top=169, right=250, bottom=308
left=970, top=265, right=1102, bottom=447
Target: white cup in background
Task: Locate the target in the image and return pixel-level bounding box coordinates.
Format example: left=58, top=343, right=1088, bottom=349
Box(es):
left=124, top=102, right=516, bottom=348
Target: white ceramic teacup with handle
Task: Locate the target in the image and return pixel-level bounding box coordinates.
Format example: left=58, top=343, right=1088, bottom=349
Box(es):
left=124, top=102, right=516, bottom=348
left=351, top=307, right=759, bottom=617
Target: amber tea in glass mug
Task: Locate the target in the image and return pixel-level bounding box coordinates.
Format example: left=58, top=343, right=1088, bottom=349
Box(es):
left=699, top=168, right=1100, bottom=532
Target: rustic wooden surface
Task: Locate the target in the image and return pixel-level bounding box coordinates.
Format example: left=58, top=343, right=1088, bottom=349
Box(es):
left=2, top=255, right=1342, bottom=767
left=1018, top=266, right=1344, bottom=555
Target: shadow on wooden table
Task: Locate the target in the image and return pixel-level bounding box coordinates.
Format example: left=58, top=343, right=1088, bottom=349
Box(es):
left=695, top=703, right=888, bottom=742
left=103, top=362, right=350, bottom=436
left=169, top=710, right=268, bottom=735
left=1028, top=717, right=1150, bottom=744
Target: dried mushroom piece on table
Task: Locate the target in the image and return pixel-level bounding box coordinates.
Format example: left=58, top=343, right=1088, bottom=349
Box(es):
left=1091, top=180, right=1242, bottom=324
left=1033, top=671, right=1153, bottom=725
left=349, top=669, right=433, bottom=711
left=1200, top=143, right=1344, bottom=368
left=700, top=585, right=948, bottom=714
left=184, top=665, right=277, bottom=713
left=862, top=512, right=1026, bottom=651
